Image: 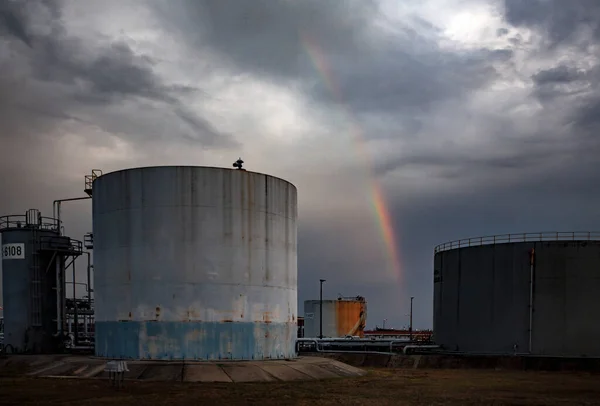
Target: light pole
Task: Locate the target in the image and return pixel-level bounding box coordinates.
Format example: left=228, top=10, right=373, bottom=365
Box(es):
left=409, top=296, right=414, bottom=341
left=319, top=279, right=326, bottom=339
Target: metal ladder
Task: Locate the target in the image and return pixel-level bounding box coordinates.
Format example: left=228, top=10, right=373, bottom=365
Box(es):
left=30, top=229, right=42, bottom=328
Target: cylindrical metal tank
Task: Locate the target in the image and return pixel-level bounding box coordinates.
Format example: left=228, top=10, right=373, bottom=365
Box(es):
left=92, top=166, right=298, bottom=360
left=0, top=210, right=62, bottom=353
left=303, top=297, right=367, bottom=338
left=433, top=232, right=600, bottom=357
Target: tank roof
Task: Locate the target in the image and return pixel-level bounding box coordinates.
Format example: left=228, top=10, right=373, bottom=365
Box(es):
left=435, top=231, right=600, bottom=253
left=0, top=213, right=59, bottom=232
left=93, top=165, right=296, bottom=189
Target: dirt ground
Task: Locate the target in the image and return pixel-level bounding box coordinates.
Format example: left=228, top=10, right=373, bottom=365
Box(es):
left=1, top=368, right=598, bottom=406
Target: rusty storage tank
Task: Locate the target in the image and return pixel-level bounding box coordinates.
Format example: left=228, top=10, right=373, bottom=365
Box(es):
left=433, top=232, right=600, bottom=357
left=303, top=296, right=367, bottom=338
left=92, top=166, right=298, bottom=360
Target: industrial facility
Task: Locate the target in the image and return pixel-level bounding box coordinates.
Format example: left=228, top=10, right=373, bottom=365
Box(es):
left=0, top=163, right=299, bottom=361
left=433, top=232, right=600, bottom=357
left=4, top=161, right=600, bottom=368
left=303, top=296, right=367, bottom=338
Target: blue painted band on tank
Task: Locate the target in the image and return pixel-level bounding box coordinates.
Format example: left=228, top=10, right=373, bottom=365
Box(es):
left=95, top=321, right=296, bottom=360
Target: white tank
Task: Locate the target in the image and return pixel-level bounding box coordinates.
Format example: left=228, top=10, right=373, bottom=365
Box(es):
left=92, top=166, right=298, bottom=360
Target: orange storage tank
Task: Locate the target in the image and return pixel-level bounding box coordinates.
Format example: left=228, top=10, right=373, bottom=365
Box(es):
left=335, top=297, right=367, bottom=337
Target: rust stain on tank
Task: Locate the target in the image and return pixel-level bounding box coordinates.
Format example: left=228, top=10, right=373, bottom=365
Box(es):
left=155, top=306, right=161, bottom=320
left=335, top=299, right=367, bottom=337
left=222, top=319, right=233, bottom=323
left=263, top=312, right=273, bottom=324
left=128, top=312, right=132, bottom=320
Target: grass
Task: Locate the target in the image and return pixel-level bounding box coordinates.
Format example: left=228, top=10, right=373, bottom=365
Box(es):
left=0, top=368, right=598, bottom=405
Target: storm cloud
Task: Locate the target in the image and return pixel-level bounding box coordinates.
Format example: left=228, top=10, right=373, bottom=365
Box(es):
left=1, top=0, right=600, bottom=329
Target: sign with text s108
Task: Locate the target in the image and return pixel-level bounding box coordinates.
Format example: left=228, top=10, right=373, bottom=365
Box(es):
left=2, top=243, right=25, bottom=260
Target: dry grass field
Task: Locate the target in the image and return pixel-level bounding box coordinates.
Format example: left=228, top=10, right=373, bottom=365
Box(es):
left=1, top=368, right=598, bottom=405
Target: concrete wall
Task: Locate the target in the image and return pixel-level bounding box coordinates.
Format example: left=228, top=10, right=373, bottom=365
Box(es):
left=434, top=241, right=600, bottom=357
left=93, top=166, right=298, bottom=360
left=304, top=299, right=367, bottom=338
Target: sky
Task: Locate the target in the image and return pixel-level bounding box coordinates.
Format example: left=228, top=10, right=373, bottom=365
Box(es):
left=1, top=0, right=600, bottom=330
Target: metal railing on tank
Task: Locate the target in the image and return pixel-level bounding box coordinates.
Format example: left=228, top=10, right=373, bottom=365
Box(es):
left=0, top=214, right=60, bottom=232
left=39, top=235, right=83, bottom=254
left=434, top=231, right=600, bottom=253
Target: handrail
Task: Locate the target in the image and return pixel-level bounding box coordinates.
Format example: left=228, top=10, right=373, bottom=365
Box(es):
left=434, top=231, right=600, bottom=253
left=0, top=214, right=60, bottom=231
left=40, top=235, right=83, bottom=255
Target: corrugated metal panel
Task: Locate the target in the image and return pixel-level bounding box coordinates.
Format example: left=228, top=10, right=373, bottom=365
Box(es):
left=92, top=166, right=298, bottom=360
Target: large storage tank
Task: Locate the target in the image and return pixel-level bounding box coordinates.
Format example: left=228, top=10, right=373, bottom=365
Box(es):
left=303, top=297, right=367, bottom=338
left=0, top=210, right=75, bottom=353
left=433, top=232, right=600, bottom=357
left=92, top=166, right=298, bottom=360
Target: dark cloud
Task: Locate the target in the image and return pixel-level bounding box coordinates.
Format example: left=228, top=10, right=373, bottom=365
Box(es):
left=504, top=0, right=600, bottom=49
left=154, top=0, right=378, bottom=79
left=509, top=1, right=600, bottom=135
left=0, top=1, right=33, bottom=47
left=532, top=65, right=586, bottom=85
left=155, top=0, right=513, bottom=124
left=0, top=0, right=236, bottom=147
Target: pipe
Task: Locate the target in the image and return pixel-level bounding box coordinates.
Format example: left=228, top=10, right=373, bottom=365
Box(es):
left=72, top=260, right=78, bottom=347
left=528, top=249, right=535, bottom=353
left=53, top=197, right=91, bottom=235
left=296, top=338, right=409, bottom=351
left=295, top=339, right=439, bottom=355
left=66, top=282, right=87, bottom=289
left=409, top=296, right=414, bottom=341
left=389, top=340, right=409, bottom=352
left=85, top=252, right=92, bottom=344
left=402, top=345, right=440, bottom=355
left=85, top=253, right=92, bottom=309
left=56, top=256, right=62, bottom=336
left=319, top=279, right=325, bottom=339
left=297, top=338, right=407, bottom=343
left=318, top=349, right=398, bottom=355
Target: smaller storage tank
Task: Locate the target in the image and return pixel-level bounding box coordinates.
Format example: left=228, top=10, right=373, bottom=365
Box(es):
left=1, top=209, right=81, bottom=353
left=303, top=297, right=367, bottom=338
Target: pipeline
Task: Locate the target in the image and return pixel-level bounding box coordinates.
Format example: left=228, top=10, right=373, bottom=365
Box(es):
left=296, top=338, right=440, bottom=355
left=402, top=345, right=440, bottom=355
left=296, top=339, right=397, bottom=355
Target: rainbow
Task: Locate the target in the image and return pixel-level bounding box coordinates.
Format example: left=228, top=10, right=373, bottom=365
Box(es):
left=300, top=32, right=403, bottom=284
